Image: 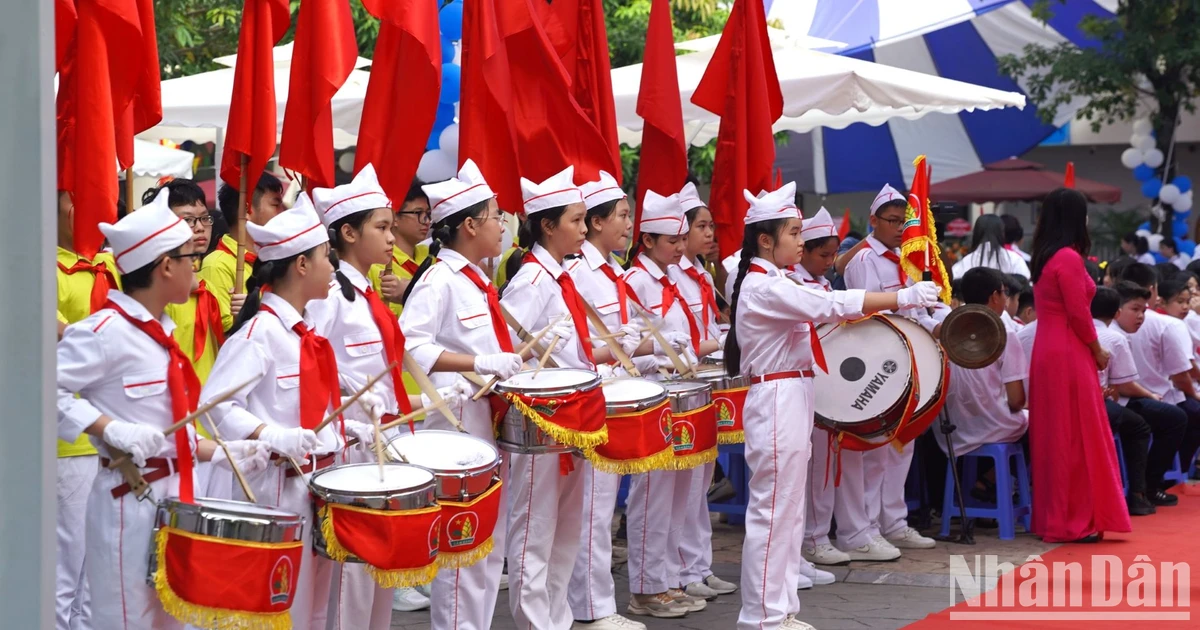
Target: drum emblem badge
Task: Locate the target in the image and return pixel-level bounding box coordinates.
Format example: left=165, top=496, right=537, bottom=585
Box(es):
left=448, top=512, right=479, bottom=548
left=673, top=421, right=696, bottom=452
left=428, top=516, right=442, bottom=557
left=715, top=398, right=736, bottom=428
left=270, top=556, right=293, bottom=605
left=659, top=408, right=673, bottom=443
left=531, top=399, right=561, bottom=418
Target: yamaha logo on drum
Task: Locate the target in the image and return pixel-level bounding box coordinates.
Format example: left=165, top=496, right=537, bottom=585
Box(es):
left=849, top=362, right=894, bottom=412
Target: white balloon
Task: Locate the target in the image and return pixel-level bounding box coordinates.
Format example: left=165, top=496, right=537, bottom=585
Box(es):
left=438, top=124, right=460, bottom=158
left=1143, top=148, right=1165, bottom=168
left=1160, top=184, right=1182, bottom=204
left=1147, top=233, right=1165, bottom=253
left=1182, top=190, right=1194, bottom=205
left=337, top=151, right=356, bottom=174
left=453, top=41, right=462, bottom=66
left=1134, top=135, right=1157, bottom=152
left=1121, top=147, right=1145, bottom=169
left=1175, top=195, right=1194, bottom=212
left=416, top=149, right=458, bottom=182
left=1132, top=119, right=1153, bottom=136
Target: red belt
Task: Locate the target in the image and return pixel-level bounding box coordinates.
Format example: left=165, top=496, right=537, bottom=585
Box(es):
left=270, top=452, right=338, bottom=478
left=749, top=370, right=815, bottom=385
left=100, top=457, right=178, bottom=499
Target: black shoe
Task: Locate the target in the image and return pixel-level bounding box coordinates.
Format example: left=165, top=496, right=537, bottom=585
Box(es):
left=1150, top=490, right=1179, bottom=506
left=1126, top=494, right=1157, bottom=516
left=1072, top=533, right=1102, bottom=543
left=616, top=512, right=627, bottom=541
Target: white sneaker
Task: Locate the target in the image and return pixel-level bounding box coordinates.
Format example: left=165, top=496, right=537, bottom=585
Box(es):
left=702, top=574, right=738, bottom=594
left=572, top=614, right=647, bottom=629
left=796, top=572, right=814, bottom=590
left=415, top=582, right=432, bottom=597
left=803, top=542, right=851, bottom=566
left=886, top=526, right=937, bottom=549
left=685, top=580, right=721, bottom=601
left=799, top=561, right=836, bottom=586
left=499, top=572, right=509, bottom=591
left=392, top=587, right=431, bottom=612
left=844, top=538, right=901, bottom=562
left=627, top=593, right=689, bottom=618
left=782, top=615, right=818, bottom=629
left=667, top=588, right=707, bottom=612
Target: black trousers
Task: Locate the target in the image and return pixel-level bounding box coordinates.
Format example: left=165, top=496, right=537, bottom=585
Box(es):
left=1104, top=400, right=1150, bottom=495
left=1125, top=397, right=1190, bottom=490
left=1173, top=398, right=1200, bottom=480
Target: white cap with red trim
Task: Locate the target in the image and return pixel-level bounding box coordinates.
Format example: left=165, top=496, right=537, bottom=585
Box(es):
left=580, top=170, right=625, bottom=210
left=639, top=190, right=689, bottom=235
left=521, top=166, right=584, bottom=216
left=678, top=181, right=706, bottom=212
left=423, top=159, right=496, bottom=225
left=744, top=182, right=800, bottom=225
left=247, top=193, right=329, bottom=262
left=870, top=184, right=904, bottom=214
left=312, top=163, right=391, bottom=228
left=100, top=187, right=193, bottom=273
left=801, top=207, right=836, bottom=242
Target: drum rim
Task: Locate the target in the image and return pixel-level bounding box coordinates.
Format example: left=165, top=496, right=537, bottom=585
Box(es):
left=494, top=368, right=602, bottom=397
left=812, top=316, right=916, bottom=437
left=158, top=496, right=305, bottom=524
left=310, top=462, right=438, bottom=500
left=386, top=430, right=500, bottom=475
left=603, top=378, right=669, bottom=411
left=884, top=313, right=949, bottom=417
left=662, top=380, right=714, bottom=395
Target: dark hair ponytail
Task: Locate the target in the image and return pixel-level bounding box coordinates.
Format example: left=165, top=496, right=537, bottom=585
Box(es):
left=327, top=209, right=377, bottom=302
left=501, top=205, right=569, bottom=291
left=724, top=219, right=789, bottom=377
left=402, top=198, right=491, bottom=304
left=229, top=247, right=317, bottom=334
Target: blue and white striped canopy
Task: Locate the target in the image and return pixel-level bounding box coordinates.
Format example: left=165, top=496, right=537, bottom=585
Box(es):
left=767, top=0, right=1118, bottom=194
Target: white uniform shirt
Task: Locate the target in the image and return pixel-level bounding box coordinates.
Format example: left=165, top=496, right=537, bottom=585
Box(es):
left=950, top=244, right=1031, bottom=279
left=733, top=257, right=865, bottom=376
left=501, top=243, right=593, bottom=369
left=57, top=290, right=197, bottom=456
left=565, top=240, right=634, bottom=333
left=943, top=329, right=1027, bottom=453
left=1016, top=319, right=1036, bottom=396
left=722, top=250, right=741, bottom=301
left=203, top=292, right=344, bottom=453
left=1136, top=253, right=1157, bottom=265
left=308, top=264, right=401, bottom=414
left=1185, top=311, right=1200, bottom=362
left=1171, top=253, right=1193, bottom=270
left=1001, top=310, right=1023, bottom=334
left=843, top=235, right=949, bottom=332
left=1114, top=310, right=1193, bottom=404
left=1094, top=319, right=1139, bottom=407
left=672, top=256, right=722, bottom=341
left=626, top=253, right=701, bottom=352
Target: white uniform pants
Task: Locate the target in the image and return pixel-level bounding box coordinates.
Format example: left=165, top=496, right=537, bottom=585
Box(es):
left=57, top=455, right=97, bottom=630
left=506, top=452, right=584, bottom=630
left=804, top=432, right=873, bottom=550
left=737, top=379, right=813, bottom=630
left=625, top=469, right=687, bottom=594
left=567, top=463, right=620, bottom=621
left=675, top=461, right=715, bottom=585
left=863, top=441, right=914, bottom=538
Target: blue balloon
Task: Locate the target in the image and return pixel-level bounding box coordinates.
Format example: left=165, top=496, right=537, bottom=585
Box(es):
left=428, top=120, right=450, bottom=151
left=1176, top=210, right=1192, bottom=221
left=435, top=103, right=455, bottom=127
left=1153, top=252, right=1167, bottom=264
left=1133, top=164, right=1156, bottom=182
left=1180, top=239, right=1197, bottom=257
left=1138, top=221, right=1151, bottom=232
left=440, top=0, right=464, bottom=41
left=442, top=37, right=456, bottom=63
left=440, top=63, right=461, bottom=104
left=1143, top=179, right=1163, bottom=199
left=1175, top=175, right=1193, bottom=194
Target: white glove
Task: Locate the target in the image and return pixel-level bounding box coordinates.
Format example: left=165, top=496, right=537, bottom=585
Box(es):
left=897, top=281, right=942, bottom=309
left=474, top=353, right=524, bottom=379
left=718, top=331, right=728, bottom=349
left=616, top=324, right=642, bottom=357
left=102, top=421, right=166, bottom=467
left=632, top=355, right=661, bottom=375
left=678, top=345, right=700, bottom=371
left=258, top=425, right=321, bottom=460
left=352, top=388, right=388, bottom=423
left=544, top=319, right=577, bottom=354
left=656, top=331, right=692, bottom=355
left=595, top=364, right=617, bottom=380
left=210, top=440, right=270, bottom=474
left=342, top=420, right=377, bottom=449
left=421, top=381, right=474, bottom=411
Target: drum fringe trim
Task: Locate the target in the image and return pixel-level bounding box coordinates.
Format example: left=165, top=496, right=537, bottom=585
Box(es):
left=717, top=431, right=745, bottom=445
left=318, top=505, right=439, bottom=589
left=584, top=445, right=676, bottom=475
left=437, top=536, right=494, bottom=569
left=153, top=529, right=293, bottom=630
left=503, top=393, right=609, bottom=450
left=669, top=445, right=718, bottom=470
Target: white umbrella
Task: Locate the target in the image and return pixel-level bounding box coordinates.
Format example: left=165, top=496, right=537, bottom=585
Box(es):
left=122, top=139, right=195, bottom=179
left=213, top=41, right=373, bottom=70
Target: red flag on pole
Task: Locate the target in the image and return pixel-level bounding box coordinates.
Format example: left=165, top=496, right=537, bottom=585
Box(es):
left=838, top=211, right=851, bottom=240
left=280, top=0, right=357, bottom=189
left=459, top=0, right=523, bottom=212
left=633, top=0, right=688, bottom=244
left=221, top=0, right=291, bottom=190
left=900, top=155, right=951, bottom=302
left=355, top=0, right=441, bottom=201
left=55, top=0, right=77, bottom=73
left=115, top=0, right=162, bottom=170
left=1064, top=162, right=1076, bottom=188
left=690, top=0, right=783, bottom=258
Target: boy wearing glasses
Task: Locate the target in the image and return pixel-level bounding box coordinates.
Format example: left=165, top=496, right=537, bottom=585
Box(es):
left=370, top=178, right=432, bottom=317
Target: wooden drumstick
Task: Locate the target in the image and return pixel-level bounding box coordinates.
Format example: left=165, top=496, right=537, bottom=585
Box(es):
left=311, top=364, right=396, bottom=435
left=402, top=354, right=468, bottom=433
left=581, top=301, right=640, bottom=376
left=378, top=400, right=449, bottom=433
left=352, top=397, right=387, bottom=483
left=532, top=335, right=560, bottom=377
left=201, top=412, right=257, bottom=503
left=500, top=305, right=558, bottom=369
left=471, top=322, right=556, bottom=401
left=630, top=302, right=691, bottom=377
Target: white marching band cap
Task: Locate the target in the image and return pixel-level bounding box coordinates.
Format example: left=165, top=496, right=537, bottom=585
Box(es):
left=801, top=207, right=837, bottom=242
left=580, top=170, right=626, bottom=210
left=639, top=190, right=689, bottom=235
left=423, top=159, right=497, bottom=224
left=522, top=165, right=584, bottom=216
left=870, top=184, right=904, bottom=214
left=101, top=187, right=194, bottom=273
left=743, top=182, right=800, bottom=225
left=247, top=192, right=329, bottom=262
left=312, top=163, right=391, bottom=228
left=678, top=181, right=707, bottom=212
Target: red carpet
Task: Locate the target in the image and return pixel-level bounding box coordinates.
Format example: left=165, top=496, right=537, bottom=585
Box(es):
left=907, top=486, right=1200, bottom=628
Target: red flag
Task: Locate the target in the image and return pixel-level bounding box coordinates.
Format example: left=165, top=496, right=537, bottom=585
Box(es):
left=459, top=0, right=523, bottom=212
left=280, top=0, right=356, bottom=189
left=55, top=0, right=77, bottom=73
left=1064, top=162, right=1076, bottom=189
left=690, top=0, right=783, bottom=258
left=115, top=0, right=162, bottom=169
left=838, top=212, right=851, bottom=240
left=355, top=0, right=441, bottom=201
left=633, top=0, right=688, bottom=244
left=221, top=0, right=291, bottom=190
left=496, top=0, right=618, bottom=186
left=900, top=155, right=951, bottom=302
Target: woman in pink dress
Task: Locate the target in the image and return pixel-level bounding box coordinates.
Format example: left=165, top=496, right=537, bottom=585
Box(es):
left=1028, top=188, right=1132, bottom=542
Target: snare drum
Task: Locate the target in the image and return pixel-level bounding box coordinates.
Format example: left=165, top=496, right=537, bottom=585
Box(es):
left=492, top=368, right=608, bottom=454
left=692, top=363, right=751, bottom=444
left=886, top=314, right=949, bottom=443
left=813, top=316, right=917, bottom=442
left=310, top=463, right=441, bottom=587
left=387, top=431, right=503, bottom=568
left=662, top=380, right=718, bottom=469
left=149, top=497, right=305, bottom=628
left=589, top=379, right=675, bottom=474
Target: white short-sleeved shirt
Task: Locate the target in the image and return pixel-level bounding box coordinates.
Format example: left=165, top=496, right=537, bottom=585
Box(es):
left=950, top=244, right=1031, bottom=279
left=1137, top=253, right=1157, bottom=265
left=1094, top=319, right=1138, bottom=391
left=1185, top=311, right=1200, bottom=362
left=1171, top=253, right=1193, bottom=270
left=1001, top=310, right=1023, bottom=333
left=843, top=234, right=950, bottom=333
left=942, top=329, right=1028, bottom=454
left=1114, top=310, right=1193, bottom=404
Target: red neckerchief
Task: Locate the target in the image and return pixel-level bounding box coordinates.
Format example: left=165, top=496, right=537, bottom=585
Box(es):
left=881, top=250, right=905, bottom=288
left=261, top=305, right=342, bottom=431
left=459, top=264, right=516, bottom=353
left=192, top=280, right=226, bottom=359
left=217, top=239, right=258, bottom=265
left=59, top=257, right=118, bottom=314
left=596, top=262, right=644, bottom=325
left=683, top=265, right=718, bottom=337
left=357, top=285, right=414, bottom=418
left=749, top=263, right=828, bottom=373
left=633, top=258, right=701, bottom=355
left=104, top=299, right=200, bottom=503
left=523, top=252, right=596, bottom=364
left=393, top=253, right=420, bottom=276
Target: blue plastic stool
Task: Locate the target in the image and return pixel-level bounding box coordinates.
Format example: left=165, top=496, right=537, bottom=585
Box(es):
left=708, top=443, right=749, bottom=525
left=1163, top=453, right=1190, bottom=485
left=939, top=442, right=1032, bottom=540
left=1114, top=434, right=1128, bottom=495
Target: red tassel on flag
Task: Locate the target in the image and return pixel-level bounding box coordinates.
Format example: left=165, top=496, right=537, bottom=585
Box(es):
left=1064, top=162, right=1076, bottom=189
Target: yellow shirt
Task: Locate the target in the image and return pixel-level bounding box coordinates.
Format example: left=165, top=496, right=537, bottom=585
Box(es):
left=56, top=247, right=122, bottom=458
left=197, top=234, right=252, bottom=332
left=494, top=246, right=522, bottom=288
left=164, top=284, right=223, bottom=385
left=368, top=244, right=430, bottom=409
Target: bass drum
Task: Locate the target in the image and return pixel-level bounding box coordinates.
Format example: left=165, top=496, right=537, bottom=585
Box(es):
left=812, top=316, right=915, bottom=441
left=886, top=314, right=949, bottom=443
